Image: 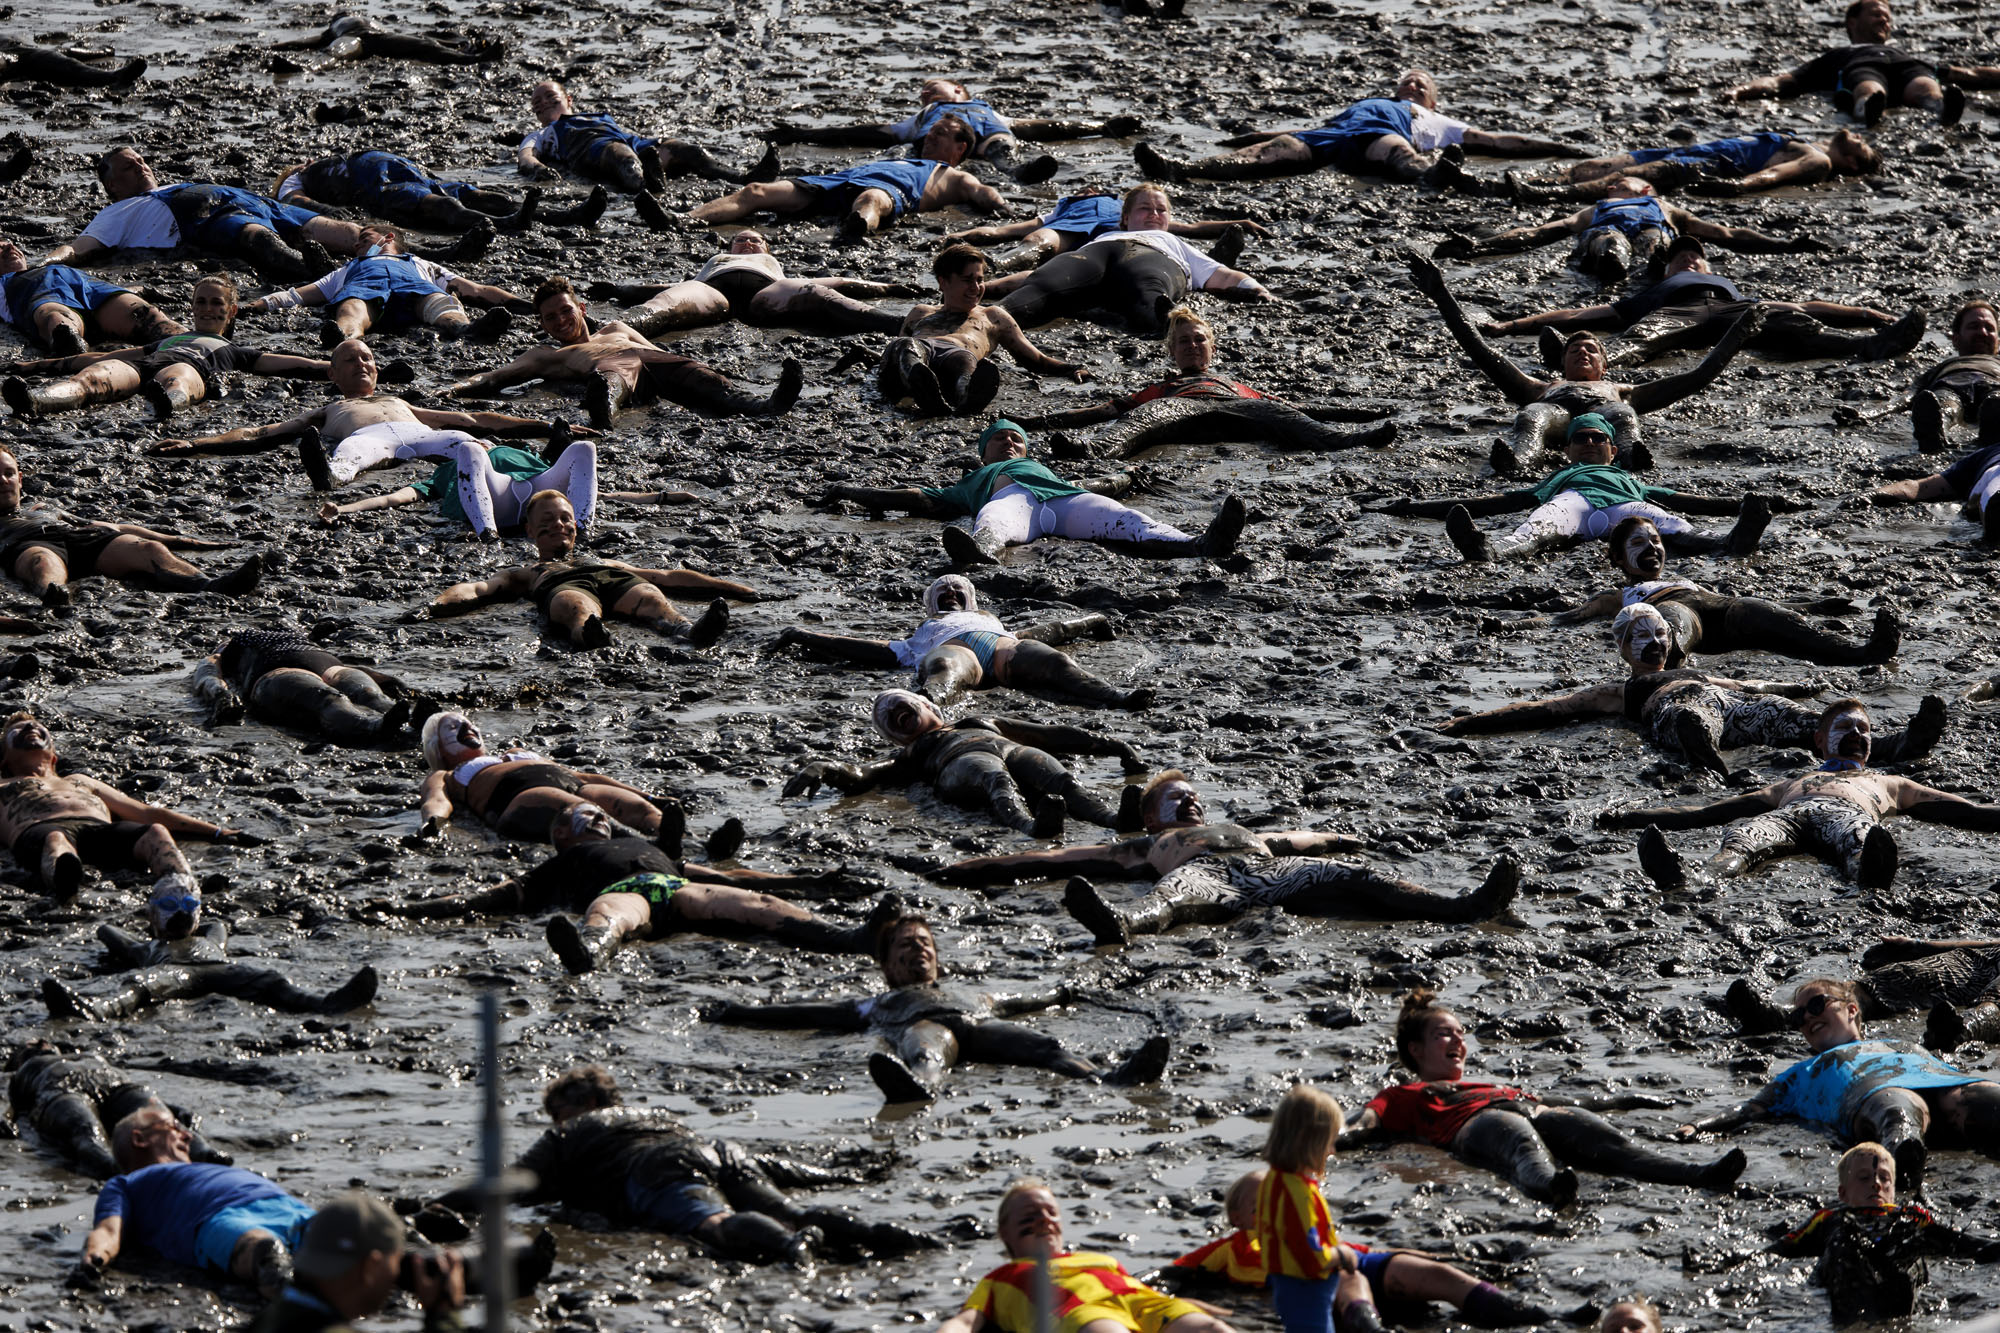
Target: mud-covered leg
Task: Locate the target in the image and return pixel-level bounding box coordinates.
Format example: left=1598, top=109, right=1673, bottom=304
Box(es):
left=1531, top=1105, right=1744, bottom=1188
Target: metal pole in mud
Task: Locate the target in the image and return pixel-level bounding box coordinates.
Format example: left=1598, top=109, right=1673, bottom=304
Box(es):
left=480, top=991, right=513, bottom=1331
left=1031, top=1252, right=1054, bottom=1333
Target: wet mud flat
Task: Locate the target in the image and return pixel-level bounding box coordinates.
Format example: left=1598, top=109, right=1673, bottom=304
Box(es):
left=3, top=0, right=2000, bottom=1329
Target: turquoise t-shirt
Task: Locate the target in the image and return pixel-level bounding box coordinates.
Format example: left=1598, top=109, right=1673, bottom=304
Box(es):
left=1533, top=462, right=1676, bottom=511
left=920, top=458, right=1084, bottom=516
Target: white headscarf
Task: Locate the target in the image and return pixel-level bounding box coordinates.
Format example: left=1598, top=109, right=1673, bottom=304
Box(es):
left=873, top=690, right=940, bottom=746
left=923, top=575, right=977, bottom=618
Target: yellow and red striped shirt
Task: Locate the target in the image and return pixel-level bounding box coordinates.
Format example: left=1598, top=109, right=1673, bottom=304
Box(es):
left=1255, top=1168, right=1339, bottom=1281
left=964, top=1251, right=1199, bottom=1333
left=1173, top=1229, right=1267, bottom=1285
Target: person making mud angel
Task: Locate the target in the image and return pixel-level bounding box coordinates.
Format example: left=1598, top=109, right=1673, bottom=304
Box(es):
left=877, top=244, right=1087, bottom=417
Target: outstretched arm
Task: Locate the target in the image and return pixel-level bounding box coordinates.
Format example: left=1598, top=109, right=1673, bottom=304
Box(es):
left=1460, top=128, right=1594, bottom=158
left=1438, top=684, right=1623, bottom=735
left=1166, top=217, right=1270, bottom=240
left=1438, top=211, right=1589, bottom=260
left=1897, top=782, right=2000, bottom=830
left=766, top=628, right=901, bottom=668
left=147, top=408, right=324, bottom=456
left=243, top=351, right=335, bottom=380
left=319, top=487, right=423, bottom=524
left=1008, top=115, right=1141, bottom=141
left=1871, top=474, right=1954, bottom=504
left=1597, top=789, right=1781, bottom=830
left=782, top=757, right=905, bottom=799
left=75, top=776, right=242, bottom=842
left=1382, top=490, right=1539, bottom=518
left=946, top=218, right=1043, bottom=244
left=709, top=998, right=870, bottom=1030
left=1261, top=830, right=1367, bottom=855
left=989, top=985, right=1076, bottom=1018
left=448, top=348, right=564, bottom=397
left=766, top=121, right=901, bottom=148
left=1548, top=589, right=1625, bottom=626
left=408, top=406, right=578, bottom=438
left=1723, top=152, right=1833, bottom=195
left=991, top=310, right=1089, bottom=380
left=1625, top=305, right=1765, bottom=414
left=422, top=567, right=533, bottom=617
left=932, top=841, right=1149, bottom=885
left=1197, top=264, right=1274, bottom=303
left=43, top=235, right=108, bottom=266
left=1675, top=1087, right=1778, bottom=1139
left=1335, top=1106, right=1381, bottom=1149
left=630, top=567, right=759, bottom=599
left=822, top=484, right=945, bottom=515
left=989, top=716, right=1143, bottom=770
left=1015, top=613, right=1114, bottom=646
left=1012, top=402, right=1124, bottom=429
left=1485, top=303, right=1624, bottom=336
left=1670, top=209, right=1823, bottom=256
left=1654, top=491, right=1750, bottom=516
left=1407, top=251, right=1550, bottom=404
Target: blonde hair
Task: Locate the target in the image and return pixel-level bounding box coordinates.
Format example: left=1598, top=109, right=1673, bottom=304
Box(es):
left=1263, top=1083, right=1343, bottom=1175
left=1162, top=305, right=1212, bottom=351
left=1598, top=1298, right=1662, bottom=1333
left=996, top=1176, right=1050, bottom=1251
left=1121, top=183, right=1171, bottom=227
left=1839, top=1141, right=1893, bottom=1181
left=1223, top=1169, right=1264, bottom=1223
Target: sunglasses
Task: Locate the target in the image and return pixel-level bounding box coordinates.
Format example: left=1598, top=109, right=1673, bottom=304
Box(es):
left=1571, top=432, right=1612, bottom=445
left=150, top=895, right=201, bottom=914
left=1788, top=993, right=1837, bottom=1027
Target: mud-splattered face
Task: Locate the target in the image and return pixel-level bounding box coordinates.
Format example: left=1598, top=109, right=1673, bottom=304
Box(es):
left=2, top=716, right=52, bottom=758
left=1617, top=522, right=1666, bottom=582
left=531, top=81, right=571, bottom=124
left=882, top=921, right=939, bottom=987
left=1147, top=781, right=1204, bottom=831
left=997, top=1186, right=1063, bottom=1260
left=1410, top=1012, right=1468, bottom=1081
left=526, top=493, right=580, bottom=558
left=1561, top=337, right=1606, bottom=383
left=189, top=280, right=237, bottom=335
left=147, top=885, right=202, bottom=940
left=1616, top=608, right=1674, bottom=672
left=1839, top=1152, right=1895, bottom=1208
left=1167, top=321, right=1215, bottom=373
left=1819, top=707, right=1872, bottom=764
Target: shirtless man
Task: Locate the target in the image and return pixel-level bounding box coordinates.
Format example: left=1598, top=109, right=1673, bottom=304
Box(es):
left=710, top=911, right=1170, bottom=1104
left=1504, top=129, right=1879, bottom=203
left=594, top=229, right=915, bottom=338
left=3, top=274, right=330, bottom=422
left=1481, top=236, right=1923, bottom=366
left=687, top=115, right=1005, bottom=239
left=414, top=490, right=760, bottom=649
left=934, top=771, right=1519, bottom=947
left=43, top=147, right=364, bottom=283
left=784, top=690, right=1143, bottom=841
left=1599, top=699, right=2000, bottom=890
left=880, top=244, right=1087, bottom=416
left=1132, top=69, right=1587, bottom=187
left=151, top=338, right=582, bottom=494
left=0, top=712, right=257, bottom=899
left=413, top=711, right=681, bottom=844
left=1901, top=299, right=2000, bottom=453
left=0, top=235, right=179, bottom=354
left=0, top=444, right=261, bottom=606
left=1724, top=0, right=1968, bottom=126
left=767, top=76, right=1143, bottom=184
left=447, top=276, right=802, bottom=428
left=376, top=799, right=902, bottom=975
left=518, top=79, right=771, bottom=197
left=246, top=224, right=523, bottom=344
left=1432, top=177, right=1820, bottom=285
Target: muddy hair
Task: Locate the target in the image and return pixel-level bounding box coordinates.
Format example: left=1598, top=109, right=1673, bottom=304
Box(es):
left=1121, top=182, right=1171, bottom=227
left=870, top=912, right=933, bottom=969
left=1162, top=305, right=1212, bottom=351
left=1262, top=1083, right=1343, bottom=1175
left=1792, top=977, right=1864, bottom=1034
left=995, top=1176, right=1049, bottom=1244
left=543, top=1064, right=620, bottom=1118
left=1598, top=1297, right=1662, bottom=1333
left=1, top=709, right=37, bottom=737
left=532, top=275, right=579, bottom=309
left=1394, top=988, right=1453, bottom=1070
left=932, top=243, right=988, bottom=281
left=1605, top=514, right=1659, bottom=569
left=1139, top=768, right=1190, bottom=827
left=1811, top=697, right=1867, bottom=756
left=1953, top=299, right=1996, bottom=339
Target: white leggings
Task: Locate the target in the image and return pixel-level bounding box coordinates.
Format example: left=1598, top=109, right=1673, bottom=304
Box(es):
left=1970, top=462, right=2000, bottom=514
left=453, top=440, right=598, bottom=536
left=328, top=420, right=475, bottom=485
left=1501, top=490, right=1690, bottom=555
left=972, top=483, right=1189, bottom=548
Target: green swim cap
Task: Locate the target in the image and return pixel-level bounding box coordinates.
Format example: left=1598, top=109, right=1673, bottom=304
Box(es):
left=980, top=419, right=1027, bottom=449
left=1567, top=412, right=1615, bottom=442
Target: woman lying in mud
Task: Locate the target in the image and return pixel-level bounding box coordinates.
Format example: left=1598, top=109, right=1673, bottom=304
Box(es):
left=1340, top=989, right=1747, bottom=1207
left=1007, top=306, right=1395, bottom=455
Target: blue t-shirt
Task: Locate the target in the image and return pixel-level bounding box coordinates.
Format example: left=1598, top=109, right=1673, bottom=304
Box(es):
left=1762, top=1039, right=1982, bottom=1137
left=94, top=1163, right=292, bottom=1267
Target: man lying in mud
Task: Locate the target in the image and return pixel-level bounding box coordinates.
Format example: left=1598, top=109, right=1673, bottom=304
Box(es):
left=1430, top=177, right=1819, bottom=285
left=1499, top=514, right=1903, bottom=667
left=1379, top=413, right=1776, bottom=566
left=783, top=690, right=1144, bottom=841
left=948, top=189, right=1262, bottom=274
left=0, top=712, right=259, bottom=899
left=1439, top=603, right=1945, bottom=780
left=710, top=910, right=1169, bottom=1103
left=374, top=798, right=905, bottom=976
left=878, top=244, right=1088, bottom=416
left=0, top=234, right=180, bottom=354
left=0, top=445, right=261, bottom=608
left=823, top=418, right=1245, bottom=567
left=767, top=75, right=1143, bottom=183
left=269, top=13, right=502, bottom=70
left=1131, top=68, right=1585, bottom=187
left=1865, top=424, right=2000, bottom=544
left=590, top=229, right=915, bottom=337
left=7, top=1042, right=229, bottom=1179
left=687, top=115, right=1005, bottom=240
left=766, top=574, right=1149, bottom=709
left=518, top=79, right=773, bottom=197
left=1007, top=304, right=1394, bottom=454
left=0, top=42, right=145, bottom=87
left=934, top=771, right=1519, bottom=946
left=1407, top=251, right=1763, bottom=471
left=246, top=223, right=523, bottom=345
left=314, top=432, right=609, bottom=540
left=429, top=1065, right=938, bottom=1263
left=40, top=877, right=378, bottom=1021
left=1503, top=128, right=1880, bottom=202
left=1479, top=236, right=1924, bottom=365
left=1723, top=935, right=2000, bottom=1053
left=194, top=628, right=416, bottom=748
left=413, top=492, right=757, bottom=649
left=1723, top=0, right=1967, bottom=126
left=1601, top=698, right=2000, bottom=890
left=446, top=276, right=801, bottom=427
left=1896, top=298, right=2000, bottom=453
left=151, top=337, right=579, bottom=494
left=275, top=147, right=603, bottom=234
left=44, top=147, right=365, bottom=283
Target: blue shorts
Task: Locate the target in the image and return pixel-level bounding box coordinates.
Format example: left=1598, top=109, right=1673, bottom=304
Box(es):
left=328, top=256, right=450, bottom=307
left=794, top=159, right=940, bottom=218
left=625, top=1177, right=727, bottom=1234
left=1043, top=194, right=1122, bottom=239
left=1627, top=132, right=1790, bottom=178
left=192, top=1194, right=316, bottom=1272
left=6, top=268, right=131, bottom=335
left=1270, top=1273, right=1338, bottom=1333
left=161, top=185, right=320, bottom=248
left=348, top=151, right=479, bottom=214
left=550, top=114, right=654, bottom=172
left=947, top=629, right=1003, bottom=673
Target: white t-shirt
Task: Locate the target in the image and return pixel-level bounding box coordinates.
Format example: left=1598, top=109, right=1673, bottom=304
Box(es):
left=693, top=251, right=786, bottom=284
left=889, top=610, right=1008, bottom=670
left=277, top=172, right=306, bottom=201
left=518, top=124, right=559, bottom=156
left=1083, top=229, right=1224, bottom=288
left=1407, top=105, right=1470, bottom=152
left=310, top=253, right=457, bottom=301
left=82, top=193, right=181, bottom=249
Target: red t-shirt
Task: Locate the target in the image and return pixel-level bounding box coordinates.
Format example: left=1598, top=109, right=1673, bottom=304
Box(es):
left=1365, top=1081, right=1533, bottom=1148
left=1115, top=373, right=1266, bottom=411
